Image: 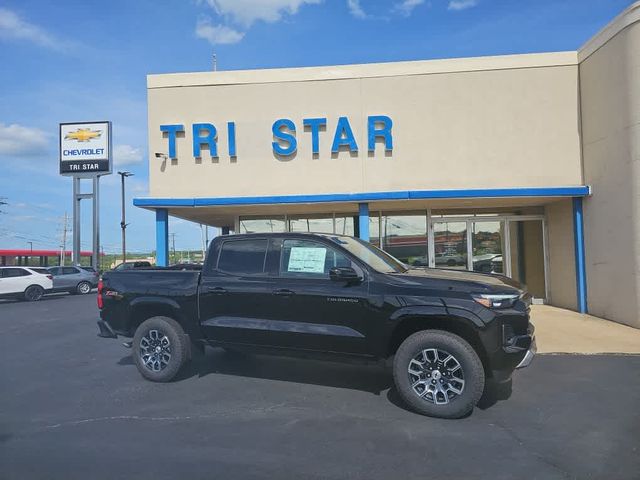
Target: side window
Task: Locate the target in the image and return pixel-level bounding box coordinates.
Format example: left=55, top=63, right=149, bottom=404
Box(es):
left=217, top=239, right=268, bottom=275
left=49, top=267, right=61, bottom=275
left=62, top=267, right=78, bottom=275
left=280, top=239, right=356, bottom=278
left=3, top=268, right=31, bottom=278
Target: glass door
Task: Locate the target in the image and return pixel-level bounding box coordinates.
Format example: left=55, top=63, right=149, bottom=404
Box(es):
left=471, top=221, right=505, bottom=274
left=427, top=215, right=548, bottom=302
left=432, top=221, right=468, bottom=270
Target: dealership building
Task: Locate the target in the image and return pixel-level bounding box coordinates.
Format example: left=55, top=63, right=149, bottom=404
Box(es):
left=134, top=3, right=639, bottom=329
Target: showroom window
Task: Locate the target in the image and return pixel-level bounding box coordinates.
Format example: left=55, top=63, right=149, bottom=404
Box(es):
left=381, top=213, right=429, bottom=266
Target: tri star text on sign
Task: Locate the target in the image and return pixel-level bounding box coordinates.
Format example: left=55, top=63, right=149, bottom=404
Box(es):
left=159, top=116, right=393, bottom=160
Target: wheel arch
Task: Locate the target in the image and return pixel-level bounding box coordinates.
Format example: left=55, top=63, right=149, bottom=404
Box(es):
left=387, top=313, right=490, bottom=374
left=127, top=297, right=186, bottom=336
left=24, top=283, right=45, bottom=294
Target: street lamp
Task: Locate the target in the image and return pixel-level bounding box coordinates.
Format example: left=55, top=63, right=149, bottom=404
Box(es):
left=117, top=171, right=134, bottom=263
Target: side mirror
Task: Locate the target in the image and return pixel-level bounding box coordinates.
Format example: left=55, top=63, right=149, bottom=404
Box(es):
left=329, top=267, right=362, bottom=283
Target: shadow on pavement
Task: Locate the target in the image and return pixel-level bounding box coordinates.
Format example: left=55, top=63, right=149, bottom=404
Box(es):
left=477, top=378, right=513, bottom=409
left=118, top=347, right=512, bottom=413
left=120, top=347, right=393, bottom=395
left=0, top=294, right=71, bottom=305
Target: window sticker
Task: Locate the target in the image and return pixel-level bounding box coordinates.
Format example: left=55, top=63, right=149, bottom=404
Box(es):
left=287, top=247, right=327, bottom=273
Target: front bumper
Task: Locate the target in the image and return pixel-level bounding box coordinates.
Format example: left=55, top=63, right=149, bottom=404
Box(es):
left=515, top=334, right=536, bottom=369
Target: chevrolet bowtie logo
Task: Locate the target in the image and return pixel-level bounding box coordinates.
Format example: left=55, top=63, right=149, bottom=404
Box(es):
left=65, top=128, right=102, bottom=142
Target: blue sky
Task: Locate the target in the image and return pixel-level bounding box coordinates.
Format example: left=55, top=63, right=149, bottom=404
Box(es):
left=0, top=0, right=632, bottom=253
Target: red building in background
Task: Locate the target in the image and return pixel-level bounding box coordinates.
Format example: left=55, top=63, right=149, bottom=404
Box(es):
left=0, top=249, right=95, bottom=267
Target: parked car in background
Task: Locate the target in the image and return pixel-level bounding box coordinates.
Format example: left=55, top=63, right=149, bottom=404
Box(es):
left=48, top=266, right=98, bottom=295
left=0, top=266, right=53, bottom=301
left=435, top=253, right=466, bottom=267
left=490, top=256, right=504, bottom=274
left=112, top=261, right=152, bottom=271
left=473, top=254, right=502, bottom=273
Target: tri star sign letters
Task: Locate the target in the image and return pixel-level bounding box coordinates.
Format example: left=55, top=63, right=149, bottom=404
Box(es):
left=159, top=116, right=393, bottom=160
left=59, top=121, right=112, bottom=176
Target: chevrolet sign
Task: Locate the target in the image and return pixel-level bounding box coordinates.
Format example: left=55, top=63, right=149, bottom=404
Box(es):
left=60, top=121, right=112, bottom=176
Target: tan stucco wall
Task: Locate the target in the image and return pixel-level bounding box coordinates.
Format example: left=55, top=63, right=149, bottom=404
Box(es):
left=147, top=53, right=582, bottom=199
left=578, top=3, right=640, bottom=328
left=546, top=199, right=577, bottom=311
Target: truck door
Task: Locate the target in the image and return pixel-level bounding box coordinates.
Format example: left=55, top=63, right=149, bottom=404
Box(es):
left=198, top=237, right=282, bottom=345
left=268, top=238, right=371, bottom=355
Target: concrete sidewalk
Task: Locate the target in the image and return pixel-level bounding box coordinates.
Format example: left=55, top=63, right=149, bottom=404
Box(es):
left=530, top=305, right=640, bottom=354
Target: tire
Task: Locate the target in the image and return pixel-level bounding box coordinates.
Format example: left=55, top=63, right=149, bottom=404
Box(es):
left=76, top=281, right=92, bottom=295
left=23, top=285, right=45, bottom=302
left=132, top=316, right=189, bottom=382
left=393, top=330, right=485, bottom=419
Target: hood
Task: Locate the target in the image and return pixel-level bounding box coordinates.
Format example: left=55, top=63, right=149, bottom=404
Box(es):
left=389, top=267, right=523, bottom=294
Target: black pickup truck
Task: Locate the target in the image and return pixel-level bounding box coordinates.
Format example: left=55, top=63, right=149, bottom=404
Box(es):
left=97, top=233, right=535, bottom=418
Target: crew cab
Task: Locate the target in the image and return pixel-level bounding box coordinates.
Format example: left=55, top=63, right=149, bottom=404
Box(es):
left=97, top=233, right=535, bottom=418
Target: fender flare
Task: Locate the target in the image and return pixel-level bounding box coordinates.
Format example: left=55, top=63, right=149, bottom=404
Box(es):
left=128, top=296, right=185, bottom=330
left=389, top=305, right=484, bottom=329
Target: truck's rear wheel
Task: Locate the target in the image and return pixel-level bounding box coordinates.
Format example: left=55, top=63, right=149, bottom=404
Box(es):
left=393, top=330, right=485, bottom=419
left=133, top=316, right=188, bottom=382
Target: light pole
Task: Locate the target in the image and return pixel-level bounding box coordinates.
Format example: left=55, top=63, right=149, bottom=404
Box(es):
left=118, top=171, right=133, bottom=263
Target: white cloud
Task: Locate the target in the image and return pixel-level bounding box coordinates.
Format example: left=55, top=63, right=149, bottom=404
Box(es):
left=0, top=123, right=50, bottom=157
left=0, top=8, right=66, bottom=51
left=394, top=0, right=425, bottom=16
left=347, top=0, right=367, bottom=19
left=195, top=17, right=245, bottom=45
left=200, top=0, right=323, bottom=27
left=113, top=144, right=144, bottom=167
left=448, top=0, right=478, bottom=11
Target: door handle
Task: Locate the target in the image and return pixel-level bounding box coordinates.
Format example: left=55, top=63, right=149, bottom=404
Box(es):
left=203, top=286, right=227, bottom=294
left=272, top=288, right=295, bottom=296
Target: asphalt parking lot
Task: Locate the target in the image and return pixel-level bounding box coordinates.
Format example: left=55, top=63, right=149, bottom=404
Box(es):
left=1, top=295, right=639, bottom=480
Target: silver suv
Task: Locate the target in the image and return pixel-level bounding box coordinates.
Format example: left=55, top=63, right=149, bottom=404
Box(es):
left=47, top=266, right=98, bottom=295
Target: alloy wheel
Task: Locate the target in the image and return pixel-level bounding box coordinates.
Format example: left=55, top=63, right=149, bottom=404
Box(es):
left=25, top=286, right=43, bottom=301
left=407, top=348, right=465, bottom=405
left=78, top=282, right=91, bottom=294
left=139, top=329, right=172, bottom=372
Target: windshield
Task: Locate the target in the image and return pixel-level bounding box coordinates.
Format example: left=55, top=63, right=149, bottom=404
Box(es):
left=327, top=236, right=408, bottom=273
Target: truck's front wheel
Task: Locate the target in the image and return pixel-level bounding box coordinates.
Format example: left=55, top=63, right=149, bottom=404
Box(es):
left=393, top=330, right=485, bottom=419
left=133, top=316, right=188, bottom=382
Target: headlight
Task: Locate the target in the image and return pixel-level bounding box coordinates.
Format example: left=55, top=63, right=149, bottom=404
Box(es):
left=472, top=293, right=520, bottom=309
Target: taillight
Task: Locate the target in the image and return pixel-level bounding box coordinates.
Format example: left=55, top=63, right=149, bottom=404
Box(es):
left=46, top=275, right=53, bottom=280
left=97, top=279, right=104, bottom=309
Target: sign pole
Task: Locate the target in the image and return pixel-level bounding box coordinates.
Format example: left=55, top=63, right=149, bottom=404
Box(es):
left=92, top=176, right=100, bottom=269
left=72, top=176, right=81, bottom=265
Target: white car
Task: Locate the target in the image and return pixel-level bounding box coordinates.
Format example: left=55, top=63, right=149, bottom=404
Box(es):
left=0, top=266, right=53, bottom=302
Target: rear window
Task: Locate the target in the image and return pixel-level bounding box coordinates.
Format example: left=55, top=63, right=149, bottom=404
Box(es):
left=30, top=268, right=50, bottom=275
left=217, top=239, right=268, bottom=275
